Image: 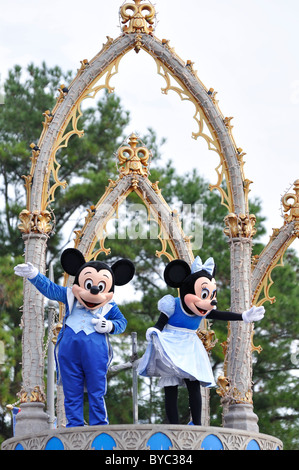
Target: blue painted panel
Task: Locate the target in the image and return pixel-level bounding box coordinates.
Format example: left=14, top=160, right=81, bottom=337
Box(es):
left=201, top=434, right=224, bottom=450
left=92, top=433, right=116, bottom=450
left=14, top=443, right=24, bottom=450
left=45, top=437, right=64, bottom=450
left=147, top=432, right=172, bottom=450
left=246, top=439, right=260, bottom=450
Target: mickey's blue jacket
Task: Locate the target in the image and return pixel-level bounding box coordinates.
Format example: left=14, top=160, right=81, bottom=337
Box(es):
left=29, top=272, right=127, bottom=381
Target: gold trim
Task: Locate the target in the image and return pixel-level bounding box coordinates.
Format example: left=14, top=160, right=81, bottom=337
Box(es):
left=18, top=209, right=53, bottom=234
left=252, top=233, right=296, bottom=306
left=216, top=376, right=253, bottom=404
left=224, top=213, right=256, bottom=238
left=118, top=133, right=150, bottom=176
left=251, top=330, right=263, bottom=354
left=197, top=328, right=218, bottom=353
left=216, top=376, right=230, bottom=398
left=152, top=58, right=240, bottom=213
left=282, top=179, right=299, bottom=225
left=17, top=385, right=46, bottom=404
left=120, top=0, right=155, bottom=35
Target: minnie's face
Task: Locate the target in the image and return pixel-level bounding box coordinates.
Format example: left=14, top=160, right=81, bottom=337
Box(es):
left=184, top=276, right=217, bottom=317
left=72, top=266, right=114, bottom=310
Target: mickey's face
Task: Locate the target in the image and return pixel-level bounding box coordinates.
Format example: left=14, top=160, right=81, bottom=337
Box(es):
left=72, top=266, right=114, bottom=310
left=61, top=248, right=135, bottom=311
left=183, top=276, right=217, bottom=317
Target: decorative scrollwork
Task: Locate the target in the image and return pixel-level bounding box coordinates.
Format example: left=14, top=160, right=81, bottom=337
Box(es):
left=224, top=212, right=256, bottom=238
left=251, top=330, right=263, bottom=354
left=42, top=109, right=54, bottom=128
left=18, top=209, right=53, bottom=234
left=155, top=60, right=241, bottom=213
left=216, top=376, right=253, bottom=404
left=216, top=376, right=230, bottom=398
left=197, top=328, right=218, bottom=352
left=17, top=386, right=46, bottom=404
left=118, top=133, right=150, bottom=177
left=30, top=386, right=46, bottom=403
left=120, top=0, right=156, bottom=35
left=282, top=179, right=299, bottom=226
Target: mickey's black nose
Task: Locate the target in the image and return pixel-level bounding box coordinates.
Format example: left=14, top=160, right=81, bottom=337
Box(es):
left=90, top=285, right=100, bottom=295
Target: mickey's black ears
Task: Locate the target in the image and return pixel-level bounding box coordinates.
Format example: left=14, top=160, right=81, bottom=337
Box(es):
left=164, top=259, right=191, bottom=288
left=111, top=259, right=135, bottom=286
left=61, top=248, right=86, bottom=276
left=61, top=249, right=135, bottom=284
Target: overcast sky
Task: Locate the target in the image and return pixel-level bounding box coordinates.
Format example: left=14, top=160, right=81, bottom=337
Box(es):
left=1, top=0, right=298, bottom=254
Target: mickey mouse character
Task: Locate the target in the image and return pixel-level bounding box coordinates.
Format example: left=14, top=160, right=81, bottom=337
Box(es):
left=14, top=248, right=135, bottom=427
left=137, top=256, right=264, bottom=426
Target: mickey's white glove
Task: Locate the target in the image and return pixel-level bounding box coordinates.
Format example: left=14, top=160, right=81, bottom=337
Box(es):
left=242, top=305, right=265, bottom=323
left=92, top=318, right=113, bottom=334
left=146, top=327, right=160, bottom=341
left=14, top=262, right=39, bottom=280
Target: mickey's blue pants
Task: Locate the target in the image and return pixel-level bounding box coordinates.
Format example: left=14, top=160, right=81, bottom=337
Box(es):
left=58, top=326, right=112, bottom=427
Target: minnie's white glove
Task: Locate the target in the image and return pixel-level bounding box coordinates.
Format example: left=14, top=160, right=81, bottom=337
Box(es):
left=92, top=318, right=113, bottom=334
left=14, top=262, right=39, bottom=280
left=146, top=327, right=160, bottom=341
left=242, top=305, right=265, bottom=323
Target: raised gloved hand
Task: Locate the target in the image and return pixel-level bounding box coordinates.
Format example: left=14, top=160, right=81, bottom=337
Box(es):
left=146, top=327, right=160, bottom=341
left=92, top=318, right=113, bottom=334
left=242, top=305, right=265, bottom=323
left=14, top=262, right=39, bottom=280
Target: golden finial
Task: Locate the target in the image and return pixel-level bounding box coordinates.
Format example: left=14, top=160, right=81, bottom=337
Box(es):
left=117, top=133, right=150, bottom=177
left=120, top=0, right=155, bottom=35
left=282, top=179, right=299, bottom=226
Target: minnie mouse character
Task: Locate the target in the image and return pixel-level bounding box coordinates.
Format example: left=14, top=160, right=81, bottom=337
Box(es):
left=14, top=248, right=135, bottom=427
left=137, top=256, right=264, bottom=426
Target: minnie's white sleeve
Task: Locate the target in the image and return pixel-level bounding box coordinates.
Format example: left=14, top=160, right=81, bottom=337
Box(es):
left=157, top=294, right=176, bottom=318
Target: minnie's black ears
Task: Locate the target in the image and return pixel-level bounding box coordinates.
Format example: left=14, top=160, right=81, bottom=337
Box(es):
left=111, top=259, right=135, bottom=286
left=164, top=259, right=191, bottom=288
left=61, top=248, right=86, bottom=276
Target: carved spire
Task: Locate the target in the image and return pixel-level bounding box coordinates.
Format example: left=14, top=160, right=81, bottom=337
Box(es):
left=120, top=0, right=156, bottom=34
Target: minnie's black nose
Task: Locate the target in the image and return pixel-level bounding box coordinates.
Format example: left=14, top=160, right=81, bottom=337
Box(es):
left=90, top=285, right=100, bottom=295
left=211, top=299, right=217, bottom=307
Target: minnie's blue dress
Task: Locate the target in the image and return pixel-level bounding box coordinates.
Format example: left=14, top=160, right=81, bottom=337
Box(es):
left=138, top=295, right=216, bottom=388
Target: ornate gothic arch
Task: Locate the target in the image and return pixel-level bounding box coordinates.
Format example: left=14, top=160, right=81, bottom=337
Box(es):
left=22, top=20, right=252, bottom=222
